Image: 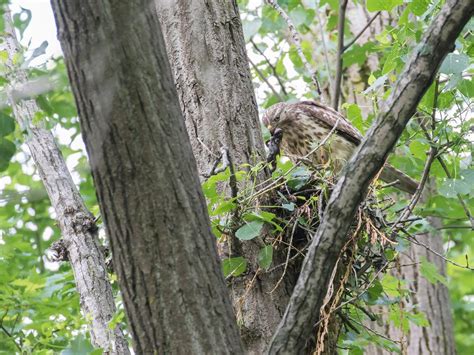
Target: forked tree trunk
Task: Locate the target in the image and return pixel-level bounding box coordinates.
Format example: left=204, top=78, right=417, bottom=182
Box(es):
left=50, top=0, right=244, bottom=353
left=154, top=1, right=297, bottom=353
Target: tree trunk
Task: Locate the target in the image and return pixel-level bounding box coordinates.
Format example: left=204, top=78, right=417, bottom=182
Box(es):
left=2, top=9, right=129, bottom=354
left=50, top=0, right=244, bottom=353
left=154, top=1, right=297, bottom=353
left=155, top=0, right=266, bottom=176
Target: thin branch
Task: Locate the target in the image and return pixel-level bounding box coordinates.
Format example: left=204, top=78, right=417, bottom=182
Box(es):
left=400, top=229, right=474, bottom=271
left=419, top=121, right=474, bottom=229
left=265, top=0, right=323, bottom=98
left=342, top=11, right=381, bottom=52
left=332, top=0, right=349, bottom=110
left=250, top=39, right=288, bottom=97
left=437, top=156, right=474, bottom=229
left=391, top=145, right=437, bottom=236
left=315, top=8, right=334, bottom=97
left=248, top=56, right=284, bottom=102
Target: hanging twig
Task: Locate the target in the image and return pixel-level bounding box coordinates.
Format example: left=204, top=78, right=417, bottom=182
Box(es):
left=265, top=0, right=323, bottom=98
left=248, top=56, right=285, bottom=102
left=437, top=156, right=474, bottom=229
left=315, top=9, right=334, bottom=97
left=332, top=0, right=349, bottom=110
left=342, top=11, right=381, bottom=52
left=391, top=145, right=437, bottom=236
left=400, top=229, right=474, bottom=270
left=250, top=38, right=289, bottom=97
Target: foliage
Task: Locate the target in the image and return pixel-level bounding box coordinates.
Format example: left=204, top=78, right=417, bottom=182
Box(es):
left=239, top=0, right=473, bottom=353
left=0, top=0, right=472, bottom=354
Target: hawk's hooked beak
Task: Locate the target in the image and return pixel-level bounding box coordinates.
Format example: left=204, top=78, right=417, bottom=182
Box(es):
left=267, top=124, right=274, bottom=135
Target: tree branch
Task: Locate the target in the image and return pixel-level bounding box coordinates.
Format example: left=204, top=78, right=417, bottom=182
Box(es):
left=267, top=1, right=473, bottom=353
left=265, top=0, right=323, bottom=98
left=250, top=38, right=288, bottom=97
left=342, top=11, right=381, bottom=52
left=248, top=56, right=285, bottom=102
left=332, top=0, right=349, bottom=110
left=1, top=9, right=129, bottom=354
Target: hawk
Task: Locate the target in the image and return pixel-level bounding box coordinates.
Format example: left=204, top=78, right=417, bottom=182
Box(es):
left=262, top=100, right=418, bottom=194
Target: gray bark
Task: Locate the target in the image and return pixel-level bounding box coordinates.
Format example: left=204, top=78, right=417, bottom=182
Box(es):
left=155, top=0, right=266, bottom=176
left=154, top=1, right=296, bottom=353
left=50, top=0, right=244, bottom=353
left=2, top=9, right=129, bottom=354
left=268, top=1, right=473, bottom=353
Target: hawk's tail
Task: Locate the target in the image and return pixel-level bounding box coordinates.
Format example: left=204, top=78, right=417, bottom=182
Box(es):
left=379, top=164, right=418, bottom=194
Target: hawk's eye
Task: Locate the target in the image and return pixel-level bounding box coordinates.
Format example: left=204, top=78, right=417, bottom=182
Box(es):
left=274, top=114, right=280, bottom=122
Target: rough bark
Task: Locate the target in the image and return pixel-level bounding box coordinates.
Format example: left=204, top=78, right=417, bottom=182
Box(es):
left=2, top=9, right=129, bottom=354
left=155, top=1, right=296, bottom=353
left=155, top=0, right=266, bottom=176
left=50, top=0, right=244, bottom=353
left=268, top=1, right=473, bottom=353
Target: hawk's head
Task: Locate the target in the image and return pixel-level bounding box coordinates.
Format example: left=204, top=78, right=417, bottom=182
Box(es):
left=262, top=102, right=288, bottom=134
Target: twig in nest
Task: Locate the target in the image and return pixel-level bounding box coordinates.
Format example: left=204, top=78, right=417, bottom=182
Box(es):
left=270, top=218, right=298, bottom=293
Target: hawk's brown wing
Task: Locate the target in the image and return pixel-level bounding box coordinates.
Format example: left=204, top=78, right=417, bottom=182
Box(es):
left=296, top=100, right=363, bottom=146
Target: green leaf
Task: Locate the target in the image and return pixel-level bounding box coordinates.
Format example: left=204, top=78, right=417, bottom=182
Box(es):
left=420, top=257, right=448, bottom=286
left=222, top=257, right=247, bottom=277
left=407, top=311, right=430, bottom=327
left=0, top=138, right=16, bottom=171
left=0, top=111, right=15, bottom=137
left=258, top=245, right=273, bottom=270
left=235, top=220, right=264, bottom=240
left=282, top=202, right=295, bottom=211
left=343, top=103, right=364, bottom=132
left=409, top=140, right=429, bottom=160
left=62, top=334, right=97, bottom=355
left=458, top=78, right=474, bottom=97
left=11, top=278, right=45, bottom=293
left=342, top=43, right=375, bottom=67
left=242, top=19, right=262, bottom=41
left=438, top=178, right=471, bottom=198
left=289, top=7, right=305, bottom=26
left=409, top=0, right=429, bottom=16
left=367, top=0, right=403, bottom=12
left=289, top=46, right=304, bottom=70
left=210, top=200, right=236, bottom=216
left=13, top=7, right=32, bottom=39
left=439, top=53, right=469, bottom=74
